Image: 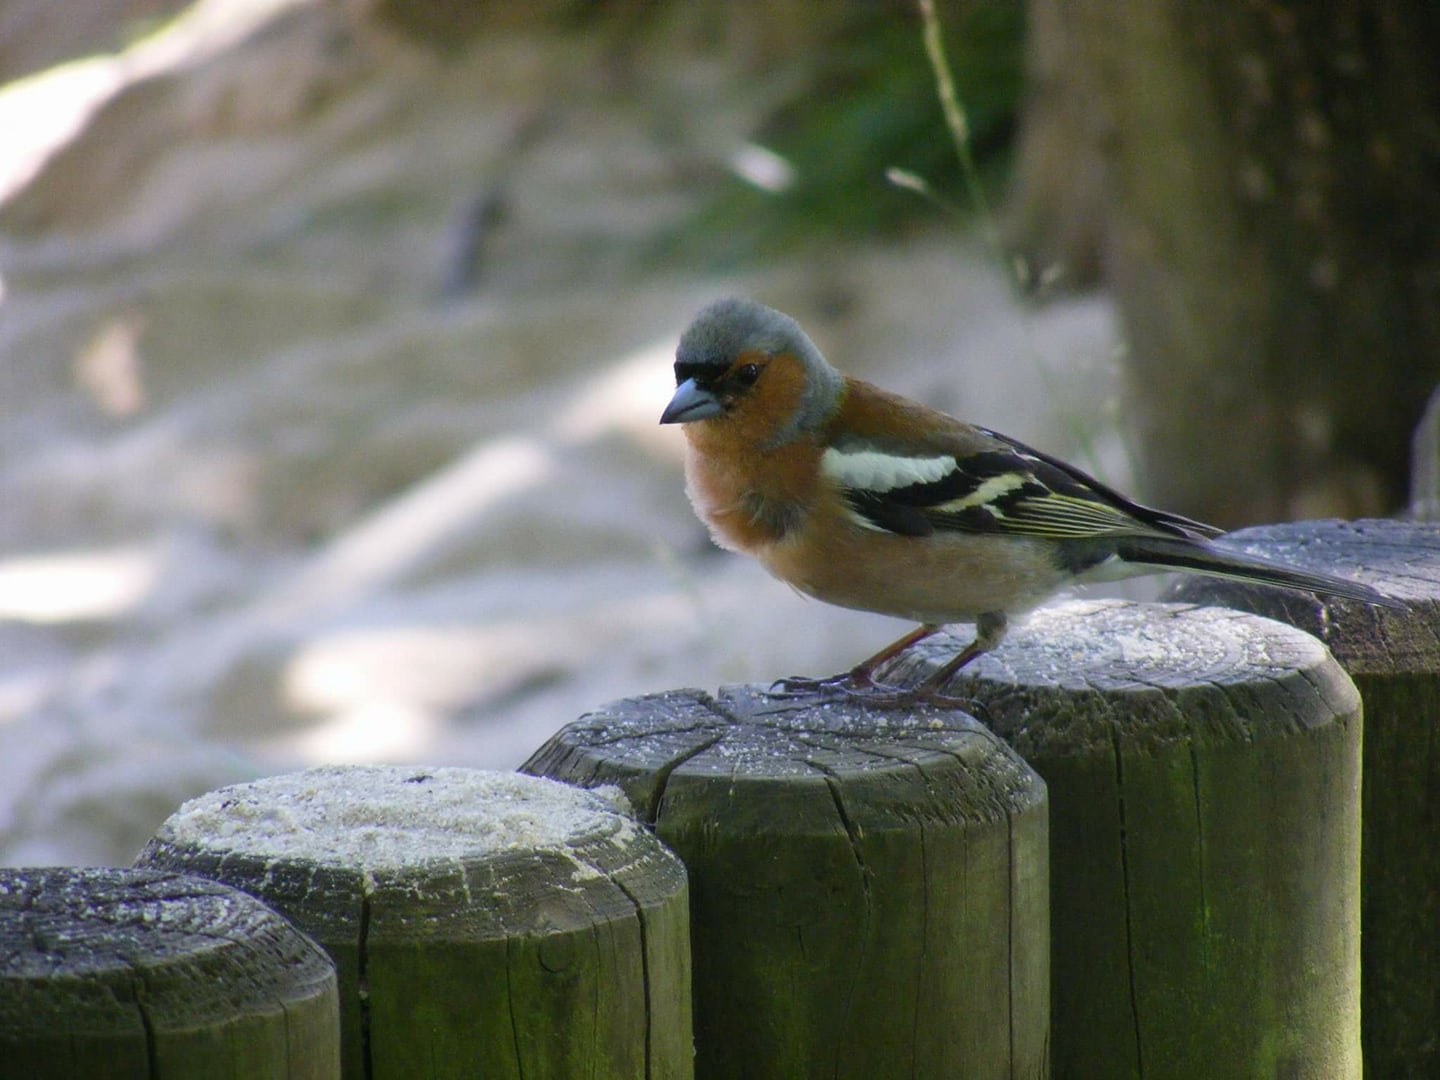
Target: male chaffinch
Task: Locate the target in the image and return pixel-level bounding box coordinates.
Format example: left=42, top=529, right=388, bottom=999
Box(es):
left=660, top=297, right=1403, bottom=698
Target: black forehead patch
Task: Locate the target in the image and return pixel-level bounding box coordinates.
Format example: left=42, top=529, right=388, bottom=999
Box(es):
left=673, top=358, right=727, bottom=386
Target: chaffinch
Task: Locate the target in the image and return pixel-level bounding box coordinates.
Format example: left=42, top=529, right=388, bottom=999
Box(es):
left=660, top=297, right=1404, bottom=698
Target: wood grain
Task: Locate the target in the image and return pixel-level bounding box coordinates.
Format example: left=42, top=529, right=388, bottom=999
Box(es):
left=0, top=867, right=339, bottom=1079
left=889, top=598, right=1363, bottom=1080
left=525, top=685, right=1049, bottom=1080
left=1168, top=518, right=1440, bottom=1078
left=137, top=766, right=691, bottom=1079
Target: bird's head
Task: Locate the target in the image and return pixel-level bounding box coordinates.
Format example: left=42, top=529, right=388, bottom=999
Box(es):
left=660, top=298, right=843, bottom=448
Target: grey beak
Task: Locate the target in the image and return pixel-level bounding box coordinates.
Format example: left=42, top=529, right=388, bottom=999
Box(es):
left=660, top=378, right=723, bottom=424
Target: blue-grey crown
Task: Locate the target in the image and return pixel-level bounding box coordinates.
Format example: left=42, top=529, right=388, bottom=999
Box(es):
left=675, top=298, right=842, bottom=444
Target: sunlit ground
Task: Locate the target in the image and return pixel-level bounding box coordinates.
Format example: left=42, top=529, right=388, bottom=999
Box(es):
left=0, top=0, right=309, bottom=205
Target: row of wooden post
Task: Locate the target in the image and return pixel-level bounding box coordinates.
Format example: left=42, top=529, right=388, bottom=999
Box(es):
left=1, top=519, right=1435, bottom=1078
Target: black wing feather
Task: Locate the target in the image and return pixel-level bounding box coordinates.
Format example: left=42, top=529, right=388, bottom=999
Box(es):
left=839, top=429, right=1218, bottom=544
left=971, top=427, right=1222, bottom=540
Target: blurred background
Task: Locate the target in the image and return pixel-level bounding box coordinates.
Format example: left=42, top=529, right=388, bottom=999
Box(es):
left=1, top=0, right=1434, bottom=865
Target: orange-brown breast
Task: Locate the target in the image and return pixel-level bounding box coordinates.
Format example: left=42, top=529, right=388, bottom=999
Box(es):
left=683, top=434, right=822, bottom=554
left=679, top=351, right=824, bottom=555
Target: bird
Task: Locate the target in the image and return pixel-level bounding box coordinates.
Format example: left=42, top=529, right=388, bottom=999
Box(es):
left=659, top=297, right=1404, bottom=700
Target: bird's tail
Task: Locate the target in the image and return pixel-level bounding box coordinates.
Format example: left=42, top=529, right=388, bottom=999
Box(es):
left=1115, top=535, right=1407, bottom=610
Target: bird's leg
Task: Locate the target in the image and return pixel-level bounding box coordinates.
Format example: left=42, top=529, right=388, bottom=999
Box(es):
left=793, top=613, right=1006, bottom=708
left=846, top=623, right=945, bottom=686
left=770, top=614, right=1006, bottom=706
left=912, top=610, right=1007, bottom=697
left=770, top=623, right=942, bottom=696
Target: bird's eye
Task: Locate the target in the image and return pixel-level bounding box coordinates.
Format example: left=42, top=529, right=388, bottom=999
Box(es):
left=734, top=363, right=762, bottom=387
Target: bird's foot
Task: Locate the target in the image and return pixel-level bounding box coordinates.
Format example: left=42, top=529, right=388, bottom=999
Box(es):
left=841, top=684, right=980, bottom=711
left=766, top=671, right=865, bottom=698
left=766, top=671, right=976, bottom=711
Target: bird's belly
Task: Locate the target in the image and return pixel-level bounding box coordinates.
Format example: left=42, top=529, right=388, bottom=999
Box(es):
left=764, top=527, right=1069, bottom=625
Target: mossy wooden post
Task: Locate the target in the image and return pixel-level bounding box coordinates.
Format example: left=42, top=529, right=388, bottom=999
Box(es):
left=135, top=766, right=692, bottom=1079
left=887, top=599, right=1363, bottom=1080
left=521, top=684, right=1049, bottom=1080
left=1167, top=518, right=1440, bottom=1078
left=0, top=867, right=339, bottom=1079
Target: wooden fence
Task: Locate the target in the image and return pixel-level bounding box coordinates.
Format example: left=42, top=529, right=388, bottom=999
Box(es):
left=1, top=518, right=1435, bottom=1078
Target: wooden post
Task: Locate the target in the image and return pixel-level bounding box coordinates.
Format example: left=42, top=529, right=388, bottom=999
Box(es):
left=522, top=684, right=1050, bottom=1080
left=1166, top=518, right=1440, bottom=1078
left=0, top=867, right=339, bottom=1079
left=135, top=766, right=692, bottom=1079
left=886, top=598, right=1363, bottom=1080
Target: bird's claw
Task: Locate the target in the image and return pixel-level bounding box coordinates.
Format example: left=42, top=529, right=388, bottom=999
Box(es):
left=765, top=672, right=977, bottom=711
left=766, top=673, right=859, bottom=698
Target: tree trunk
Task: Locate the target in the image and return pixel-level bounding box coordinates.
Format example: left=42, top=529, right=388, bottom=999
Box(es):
left=1009, top=1, right=1440, bottom=526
